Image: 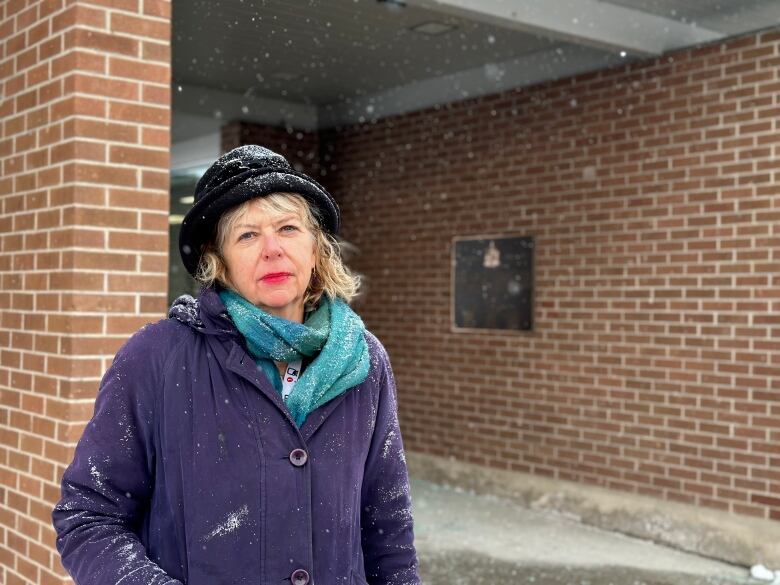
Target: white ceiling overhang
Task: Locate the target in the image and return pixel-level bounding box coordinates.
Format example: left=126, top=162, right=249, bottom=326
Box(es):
left=172, top=0, right=780, bottom=148
left=406, top=0, right=722, bottom=55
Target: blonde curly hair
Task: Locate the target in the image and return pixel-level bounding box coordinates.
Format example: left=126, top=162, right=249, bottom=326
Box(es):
left=194, top=192, right=361, bottom=310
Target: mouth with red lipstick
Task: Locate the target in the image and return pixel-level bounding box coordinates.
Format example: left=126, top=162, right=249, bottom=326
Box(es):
left=260, top=272, right=292, bottom=284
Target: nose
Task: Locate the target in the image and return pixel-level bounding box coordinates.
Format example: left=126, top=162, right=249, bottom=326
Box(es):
left=261, top=233, right=283, bottom=259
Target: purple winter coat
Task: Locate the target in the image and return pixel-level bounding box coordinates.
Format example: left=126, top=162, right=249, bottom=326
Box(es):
left=52, top=285, right=420, bottom=585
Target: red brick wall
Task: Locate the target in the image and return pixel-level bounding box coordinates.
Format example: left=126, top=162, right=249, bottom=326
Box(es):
left=323, top=29, right=780, bottom=521
left=0, top=1, right=171, bottom=583
left=221, top=119, right=322, bottom=177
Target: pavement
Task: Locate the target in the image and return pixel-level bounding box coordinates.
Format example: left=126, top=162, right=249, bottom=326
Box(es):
left=410, top=478, right=757, bottom=585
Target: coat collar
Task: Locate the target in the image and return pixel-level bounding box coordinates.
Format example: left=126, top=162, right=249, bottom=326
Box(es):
left=169, top=284, right=352, bottom=441
left=223, top=341, right=350, bottom=441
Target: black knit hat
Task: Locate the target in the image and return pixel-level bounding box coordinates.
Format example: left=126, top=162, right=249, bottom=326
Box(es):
left=178, top=145, right=340, bottom=277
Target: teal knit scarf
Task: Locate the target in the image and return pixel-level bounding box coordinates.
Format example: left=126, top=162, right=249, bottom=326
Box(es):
left=218, top=288, right=370, bottom=427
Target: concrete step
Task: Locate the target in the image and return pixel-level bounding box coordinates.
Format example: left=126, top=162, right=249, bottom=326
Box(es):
left=410, top=478, right=752, bottom=585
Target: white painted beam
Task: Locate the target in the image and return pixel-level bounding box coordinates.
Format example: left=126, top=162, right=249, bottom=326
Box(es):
left=171, top=127, right=221, bottom=171
left=177, top=44, right=630, bottom=134
left=172, top=83, right=320, bottom=132
left=405, top=0, right=723, bottom=56
left=318, top=45, right=624, bottom=129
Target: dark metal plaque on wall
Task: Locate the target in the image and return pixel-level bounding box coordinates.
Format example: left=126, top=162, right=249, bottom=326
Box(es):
left=452, top=235, right=534, bottom=331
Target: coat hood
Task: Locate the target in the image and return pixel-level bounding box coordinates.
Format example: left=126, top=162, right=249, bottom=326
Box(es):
left=168, top=285, right=241, bottom=340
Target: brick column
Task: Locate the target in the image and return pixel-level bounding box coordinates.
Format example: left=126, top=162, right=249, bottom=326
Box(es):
left=0, top=1, right=171, bottom=584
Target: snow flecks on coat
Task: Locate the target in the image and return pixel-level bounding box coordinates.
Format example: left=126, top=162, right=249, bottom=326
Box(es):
left=88, top=456, right=107, bottom=492
left=168, top=295, right=203, bottom=329
left=377, top=482, right=411, bottom=506
left=202, top=505, right=249, bottom=542
left=52, top=285, right=420, bottom=585
left=168, top=293, right=233, bottom=333
left=381, top=430, right=396, bottom=459
left=216, top=430, right=228, bottom=462
left=117, top=540, right=139, bottom=573
left=118, top=412, right=134, bottom=456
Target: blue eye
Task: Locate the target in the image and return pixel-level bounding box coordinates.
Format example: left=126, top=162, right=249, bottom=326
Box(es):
left=238, top=231, right=256, bottom=240
left=281, top=225, right=298, bottom=232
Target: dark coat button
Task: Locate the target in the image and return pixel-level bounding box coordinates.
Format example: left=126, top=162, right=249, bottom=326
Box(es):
left=291, top=568, right=310, bottom=585
left=289, top=448, right=308, bottom=467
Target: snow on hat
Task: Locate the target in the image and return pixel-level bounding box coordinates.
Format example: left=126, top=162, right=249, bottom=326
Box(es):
left=178, top=144, right=340, bottom=277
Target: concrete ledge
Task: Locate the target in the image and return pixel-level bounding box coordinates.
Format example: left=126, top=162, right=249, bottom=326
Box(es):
left=407, top=452, right=780, bottom=567
left=418, top=552, right=741, bottom=585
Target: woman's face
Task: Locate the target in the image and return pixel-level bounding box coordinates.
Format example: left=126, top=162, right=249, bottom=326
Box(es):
left=221, top=200, right=316, bottom=323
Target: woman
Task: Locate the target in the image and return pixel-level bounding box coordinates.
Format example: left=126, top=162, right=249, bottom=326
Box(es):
left=52, top=145, right=421, bottom=585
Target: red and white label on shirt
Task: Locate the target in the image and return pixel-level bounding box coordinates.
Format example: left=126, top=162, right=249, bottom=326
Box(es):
left=281, top=358, right=302, bottom=401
